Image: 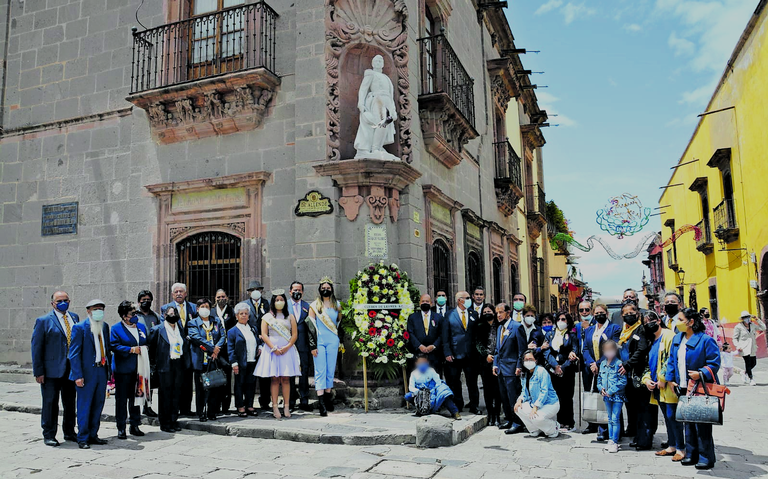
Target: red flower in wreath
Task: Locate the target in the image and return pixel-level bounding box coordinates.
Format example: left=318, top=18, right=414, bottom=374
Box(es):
left=368, top=327, right=377, bottom=336
left=403, top=331, right=410, bottom=340
left=368, top=311, right=377, bottom=318
left=386, top=338, right=395, bottom=347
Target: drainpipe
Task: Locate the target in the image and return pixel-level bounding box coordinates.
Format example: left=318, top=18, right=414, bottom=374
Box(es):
left=0, top=0, right=13, bottom=134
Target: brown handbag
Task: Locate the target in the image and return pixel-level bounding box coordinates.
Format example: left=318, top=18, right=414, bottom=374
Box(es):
left=686, top=366, right=730, bottom=410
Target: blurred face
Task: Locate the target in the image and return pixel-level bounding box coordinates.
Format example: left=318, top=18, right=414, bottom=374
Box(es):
left=496, top=305, right=509, bottom=322
left=578, top=302, right=592, bottom=318
left=473, top=289, right=485, bottom=305
left=173, top=287, right=186, bottom=303
left=237, top=310, right=249, bottom=324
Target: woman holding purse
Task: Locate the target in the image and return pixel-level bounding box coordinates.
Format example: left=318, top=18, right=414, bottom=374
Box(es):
left=189, top=298, right=227, bottom=422
left=665, top=308, right=721, bottom=470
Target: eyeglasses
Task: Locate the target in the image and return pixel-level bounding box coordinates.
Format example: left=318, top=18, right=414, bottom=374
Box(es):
left=578, top=308, right=591, bottom=312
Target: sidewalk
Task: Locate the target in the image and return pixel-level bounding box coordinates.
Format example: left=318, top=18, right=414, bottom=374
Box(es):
left=0, top=368, right=486, bottom=447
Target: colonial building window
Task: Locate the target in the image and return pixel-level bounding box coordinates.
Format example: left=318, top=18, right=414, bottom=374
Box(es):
left=510, top=263, right=519, bottom=299
left=467, top=251, right=483, bottom=294
left=177, top=232, right=242, bottom=304
left=707, top=148, right=739, bottom=244
left=492, top=257, right=503, bottom=304
left=433, top=239, right=452, bottom=298
left=689, top=177, right=714, bottom=254
left=190, top=0, right=246, bottom=79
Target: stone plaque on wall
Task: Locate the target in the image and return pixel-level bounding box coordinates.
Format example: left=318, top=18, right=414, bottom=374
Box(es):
left=171, top=187, right=246, bottom=212
left=41, top=202, right=78, bottom=236
left=466, top=222, right=481, bottom=240
left=295, top=191, right=334, bottom=217
left=430, top=201, right=452, bottom=225
left=365, top=224, right=388, bottom=258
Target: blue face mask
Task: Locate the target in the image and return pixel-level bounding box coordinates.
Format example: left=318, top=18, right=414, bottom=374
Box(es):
left=463, top=298, right=472, bottom=309
left=416, top=363, right=430, bottom=374
left=542, top=325, right=553, bottom=333
left=55, top=301, right=69, bottom=313
left=436, top=297, right=447, bottom=306
left=128, top=314, right=139, bottom=325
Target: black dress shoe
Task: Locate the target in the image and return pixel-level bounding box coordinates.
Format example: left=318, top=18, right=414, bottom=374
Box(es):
left=220, top=409, right=233, bottom=415
left=299, top=403, right=313, bottom=412
left=208, top=415, right=217, bottom=421
left=160, top=426, right=175, bottom=433
left=63, top=434, right=78, bottom=442
left=129, top=426, right=145, bottom=437
left=505, top=424, right=524, bottom=435
left=695, top=462, right=714, bottom=470
left=498, top=421, right=512, bottom=430
left=635, top=445, right=652, bottom=451
left=117, top=430, right=127, bottom=440
left=88, top=437, right=108, bottom=445
left=681, top=458, right=699, bottom=467
left=468, top=407, right=481, bottom=415
left=198, top=416, right=208, bottom=422
left=78, top=442, right=90, bottom=449
left=629, top=442, right=638, bottom=448
left=44, top=438, right=60, bottom=447
left=173, top=424, right=183, bottom=432
left=143, top=407, right=158, bottom=418
left=247, top=409, right=258, bottom=417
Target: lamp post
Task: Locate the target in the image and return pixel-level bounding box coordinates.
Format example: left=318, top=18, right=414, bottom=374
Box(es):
left=677, top=268, right=686, bottom=296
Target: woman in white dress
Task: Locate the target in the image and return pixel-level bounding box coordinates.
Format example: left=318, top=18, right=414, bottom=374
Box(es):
left=254, top=290, right=300, bottom=418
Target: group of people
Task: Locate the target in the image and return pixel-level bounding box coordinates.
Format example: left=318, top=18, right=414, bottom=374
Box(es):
left=405, top=287, right=753, bottom=470
left=30, top=278, right=342, bottom=449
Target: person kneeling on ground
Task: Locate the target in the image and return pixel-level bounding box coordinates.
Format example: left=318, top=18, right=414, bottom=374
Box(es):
left=405, top=354, right=461, bottom=419
left=514, top=349, right=561, bottom=439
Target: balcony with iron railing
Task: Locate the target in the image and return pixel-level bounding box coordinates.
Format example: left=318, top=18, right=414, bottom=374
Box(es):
left=713, top=198, right=739, bottom=244
left=695, top=218, right=714, bottom=254
left=493, top=140, right=523, bottom=216
left=126, top=2, right=280, bottom=143
left=417, top=33, right=479, bottom=168
left=525, top=183, right=547, bottom=239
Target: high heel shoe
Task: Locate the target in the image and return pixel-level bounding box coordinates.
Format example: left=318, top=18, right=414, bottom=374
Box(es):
left=283, top=406, right=291, bottom=418
left=324, top=393, right=335, bottom=412
left=272, top=406, right=282, bottom=419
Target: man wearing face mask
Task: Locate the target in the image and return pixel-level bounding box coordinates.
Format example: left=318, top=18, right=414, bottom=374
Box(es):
left=110, top=301, right=148, bottom=439
left=31, top=290, right=79, bottom=446
left=611, top=289, right=647, bottom=327
left=493, top=303, right=524, bottom=433
left=617, top=302, right=651, bottom=450
left=407, top=294, right=443, bottom=374
left=511, top=293, right=526, bottom=323
left=161, top=283, right=197, bottom=416
left=213, top=289, right=236, bottom=414
left=288, top=281, right=313, bottom=411
left=516, top=305, right=545, bottom=366
left=135, top=290, right=160, bottom=418
left=245, top=280, right=272, bottom=410
left=68, top=299, right=111, bottom=449
left=442, top=291, right=480, bottom=414
left=662, top=292, right=683, bottom=331
left=433, top=290, right=449, bottom=317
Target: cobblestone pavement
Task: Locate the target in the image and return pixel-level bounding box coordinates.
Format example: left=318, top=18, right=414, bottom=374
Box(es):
left=1, top=363, right=767, bottom=479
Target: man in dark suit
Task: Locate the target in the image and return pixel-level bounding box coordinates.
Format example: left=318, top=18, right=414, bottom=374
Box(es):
left=493, top=303, right=524, bottom=433
left=432, top=290, right=449, bottom=317
left=407, top=294, right=443, bottom=374
left=214, top=289, right=236, bottom=414
left=148, top=314, right=192, bottom=433
left=31, top=290, right=79, bottom=447
left=441, top=291, right=480, bottom=414
left=136, top=289, right=160, bottom=418
left=288, top=281, right=312, bottom=410
left=68, top=299, right=111, bottom=449
left=245, top=280, right=271, bottom=409
left=161, top=283, right=197, bottom=416
left=517, top=304, right=545, bottom=365
left=610, top=289, right=647, bottom=327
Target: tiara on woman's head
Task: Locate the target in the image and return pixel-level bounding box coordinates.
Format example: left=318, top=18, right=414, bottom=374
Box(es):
left=319, top=276, right=334, bottom=286
left=272, top=288, right=285, bottom=296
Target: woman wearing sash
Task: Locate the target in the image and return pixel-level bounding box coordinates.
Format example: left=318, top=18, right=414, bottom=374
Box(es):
left=254, top=290, right=300, bottom=419
left=307, top=278, right=341, bottom=416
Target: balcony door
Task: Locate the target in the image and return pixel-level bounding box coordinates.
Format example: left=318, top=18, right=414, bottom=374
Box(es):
left=190, top=0, right=246, bottom=80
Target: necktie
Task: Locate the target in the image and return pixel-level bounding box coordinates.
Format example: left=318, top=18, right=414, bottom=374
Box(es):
left=295, top=303, right=300, bottom=319
left=501, top=327, right=508, bottom=345
left=64, top=314, right=72, bottom=348
left=423, top=313, right=430, bottom=335
left=98, top=334, right=106, bottom=365
left=179, top=304, right=186, bottom=327
left=461, top=311, right=467, bottom=330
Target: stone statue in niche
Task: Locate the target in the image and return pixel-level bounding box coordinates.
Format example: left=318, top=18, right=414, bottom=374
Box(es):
left=353, top=55, right=399, bottom=161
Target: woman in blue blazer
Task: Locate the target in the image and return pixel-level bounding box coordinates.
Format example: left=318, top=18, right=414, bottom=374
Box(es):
left=666, top=308, right=721, bottom=470
left=189, top=298, right=227, bottom=422
left=544, top=312, right=579, bottom=430
left=228, top=302, right=261, bottom=417
left=109, top=301, right=148, bottom=439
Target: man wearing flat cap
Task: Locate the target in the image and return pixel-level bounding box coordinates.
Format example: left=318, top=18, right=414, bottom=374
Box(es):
left=246, top=280, right=271, bottom=409
left=68, top=299, right=111, bottom=449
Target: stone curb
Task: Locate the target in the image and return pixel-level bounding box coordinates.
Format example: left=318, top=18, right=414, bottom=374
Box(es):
left=0, top=400, right=488, bottom=447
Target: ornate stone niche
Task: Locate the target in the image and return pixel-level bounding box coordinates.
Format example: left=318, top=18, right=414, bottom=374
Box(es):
left=325, top=0, right=412, bottom=163
left=127, top=70, right=280, bottom=144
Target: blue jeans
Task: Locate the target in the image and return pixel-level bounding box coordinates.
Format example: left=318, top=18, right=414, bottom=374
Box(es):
left=662, top=402, right=685, bottom=451
left=604, top=399, right=623, bottom=443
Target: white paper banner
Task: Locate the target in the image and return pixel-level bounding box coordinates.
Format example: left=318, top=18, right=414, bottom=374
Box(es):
left=354, top=303, right=414, bottom=310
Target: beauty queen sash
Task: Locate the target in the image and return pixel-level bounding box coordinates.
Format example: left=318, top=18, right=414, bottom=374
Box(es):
left=312, top=300, right=338, bottom=336
left=263, top=314, right=292, bottom=342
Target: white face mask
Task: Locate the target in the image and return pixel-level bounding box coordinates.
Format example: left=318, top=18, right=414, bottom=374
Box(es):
left=524, top=316, right=535, bottom=326
left=524, top=361, right=536, bottom=371
left=91, top=310, right=105, bottom=322
left=557, top=320, right=568, bottom=331
left=198, top=307, right=210, bottom=319
left=251, top=290, right=262, bottom=301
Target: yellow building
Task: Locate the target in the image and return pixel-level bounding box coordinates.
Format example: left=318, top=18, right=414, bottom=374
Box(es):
left=660, top=1, right=768, bottom=324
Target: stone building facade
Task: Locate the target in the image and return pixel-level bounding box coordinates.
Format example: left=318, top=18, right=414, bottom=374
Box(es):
left=0, top=0, right=550, bottom=365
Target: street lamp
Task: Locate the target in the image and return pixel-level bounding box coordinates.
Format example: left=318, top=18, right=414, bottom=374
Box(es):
left=677, top=268, right=686, bottom=285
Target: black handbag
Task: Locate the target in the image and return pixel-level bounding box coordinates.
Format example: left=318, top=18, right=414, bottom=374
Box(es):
left=675, top=369, right=724, bottom=425
left=201, top=360, right=227, bottom=390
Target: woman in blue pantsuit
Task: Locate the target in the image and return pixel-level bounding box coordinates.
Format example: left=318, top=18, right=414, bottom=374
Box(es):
left=307, top=278, right=340, bottom=417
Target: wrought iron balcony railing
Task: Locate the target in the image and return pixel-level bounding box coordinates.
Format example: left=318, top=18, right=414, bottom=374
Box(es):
left=493, top=140, right=522, bottom=191
left=695, top=218, right=714, bottom=254
left=130, top=2, right=278, bottom=94
left=418, top=34, right=475, bottom=128
left=526, top=183, right=546, bottom=219
left=713, top=198, right=737, bottom=231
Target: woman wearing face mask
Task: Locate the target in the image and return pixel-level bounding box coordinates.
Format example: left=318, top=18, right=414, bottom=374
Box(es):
left=544, top=312, right=578, bottom=431
left=188, top=298, right=226, bottom=422
left=732, top=311, right=765, bottom=386
left=514, top=350, right=560, bottom=438
left=582, top=303, right=621, bottom=441
left=597, top=340, right=627, bottom=453
left=641, top=312, right=685, bottom=461
left=405, top=354, right=460, bottom=419
left=227, top=303, right=260, bottom=417
left=474, top=304, right=501, bottom=426
left=699, top=308, right=722, bottom=349
left=618, top=301, right=651, bottom=450
left=307, top=278, right=341, bottom=416
left=255, top=290, right=300, bottom=419
left=110, top=301, right=148, bottom=439
left=666, top=308, right=721, bottom=470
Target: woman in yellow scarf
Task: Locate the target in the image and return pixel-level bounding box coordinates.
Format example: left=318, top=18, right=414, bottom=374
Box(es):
left=617, top=302, right=652, bottom=450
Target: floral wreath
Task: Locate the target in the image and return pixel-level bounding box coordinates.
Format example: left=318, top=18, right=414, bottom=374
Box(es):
left=341, top=261, right=419, bottom=377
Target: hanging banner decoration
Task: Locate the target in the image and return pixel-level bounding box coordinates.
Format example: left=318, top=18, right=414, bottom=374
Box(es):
left=550, top=225, right=701, bottom=261
left=595, top=193, right=651, bottom=239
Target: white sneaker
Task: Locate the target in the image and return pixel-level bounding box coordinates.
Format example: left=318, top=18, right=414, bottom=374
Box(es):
left=608, top=443, right=619, bottom=453
left=526, top=430, right=542, bottom=438
left=750, top=380, right=756, bottom=386
left=604, top=440, right=615, bottom=451
left=743, top=374, right=750, bottom=384
left=547, top=430, right=559, bottom=438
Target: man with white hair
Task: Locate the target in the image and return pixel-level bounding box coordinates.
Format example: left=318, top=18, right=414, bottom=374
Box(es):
left=161, top=283, right=197, bottom=416
left=68, top=299, right=111, bottom=449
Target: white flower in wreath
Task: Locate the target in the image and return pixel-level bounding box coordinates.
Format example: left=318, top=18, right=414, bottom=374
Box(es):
left=378, top=268, right=387, bottom=275
left=373, top=274, right=380, bottom=282
left=405, top=353, right=414, bottom=359
left=371, top=285, right=380, bottom=293
left=360, top=352, right=369, bottom=357
left=379, top=336, right=387, bottom=343
left=380, top=356, right=388, bottom=364
left=380, top=328, right=388, bottom=337
left=366, top=342, right=375, bottom=349
left=374, top=320, right=382, bottom=328
left=372, top=296, right=380, bottom=303
left=360, top=274, right=369, bottom=282
left=397, top=341, right=404, bottom=348
left=390, top=263, right=398, bottom=270
left=381, top=310, right=388, bottom=315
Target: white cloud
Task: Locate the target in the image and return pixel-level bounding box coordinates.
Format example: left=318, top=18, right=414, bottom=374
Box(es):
left=535, top=91, right=578, bottom=127
left=608, top=77, right=618, bottom=87
left=668, top=31, right=695, bottom=57
left=536, top=0, right=564, bottom=15
left=562, top=2, right=597, bottom=24
left=623, top=23, right=643, bottom=32
left=679, top=74, right=720, bottom=105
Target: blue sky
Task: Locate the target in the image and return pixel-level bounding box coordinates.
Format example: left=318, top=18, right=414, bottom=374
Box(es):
left=504, top=0, right=757, bottom=296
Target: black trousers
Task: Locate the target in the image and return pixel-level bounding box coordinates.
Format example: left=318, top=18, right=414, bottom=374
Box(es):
left=444, top=357, right=478, bottom=410
left=257, top=376, right=272, bottom=408
left=219, top=364, right=233, bottom=412
left=40, top=370, right=76, bottom=440
left=551, top=371, right=576, bottom=428
left=158, top=360, right=186, bottom=428
left=625, top=381, right=654, bottom=446
left=114, top=372, right=141, bottom=430
left=498, top=371, right=522, bottom=426
left=291, top=350, right=312, bottom=405
left=194, top=370, right=220, bottom=418
left=479, top=362, right=500, bottom=416
left=234, top=362, right=257, bottom=409
left=744, top=355, right=757, bottom=379
left=180, top=368, right=194, bottom=414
